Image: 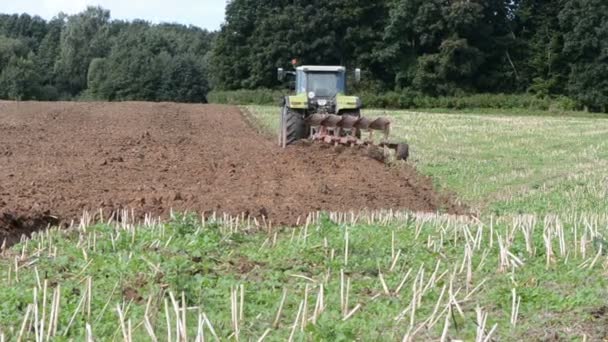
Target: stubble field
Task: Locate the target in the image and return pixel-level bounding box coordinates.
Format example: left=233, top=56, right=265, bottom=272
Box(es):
left=0, top=102, right=606, bottom=341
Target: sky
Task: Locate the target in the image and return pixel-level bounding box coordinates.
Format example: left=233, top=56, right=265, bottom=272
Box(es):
left=0, top=0, right=228, bottom=31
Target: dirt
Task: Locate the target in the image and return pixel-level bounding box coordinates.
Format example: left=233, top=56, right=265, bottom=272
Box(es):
left=0, top=101, right=461, bottom=246
left=229, top=256, right=265, bottom=274
left=590, top=306, right=608, bottom=319
left=524, top=307, right=608, bottom=341
left=122, top=286, right=144, bottom=304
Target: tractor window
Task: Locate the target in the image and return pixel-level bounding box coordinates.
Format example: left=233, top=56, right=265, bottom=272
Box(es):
left=307, top=72, right=343, bottom=97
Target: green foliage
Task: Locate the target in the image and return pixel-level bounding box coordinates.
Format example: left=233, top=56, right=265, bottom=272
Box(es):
left=0, top=8, right=214, bottom=102
left=0, top=35, right=28, bottom=69
left=2, top=212, right=608, bottom=340
left=0, top=55, right=39, bottom=100
left=371, top=92, right=579, bottom=111
left=158, top=53, right=209, bottom=103
left=567, top=63, right=608, bottom=112
left=211, top=0, right=388, bottom=90
left=209, top=0, right=608, bottom=112
left=559, top=0, right=608, bottom=111
left=54, top=7, right=111, bottom=95
left=34, top=17, right=63, bottom=98
left=207, top=89, right=284, bottom=106
left=88, top=24, right=164, bottom=101
left=209, top=89, right=580, bottom=112
left=86, top=57, right=110, bottom=99
left=514, top=0, right=566, bottom=96
left=1, top=1, right=608, bottom=110
left=382, top=0, right=512, bottom=94
left=86, top=23, right=211, bottom=102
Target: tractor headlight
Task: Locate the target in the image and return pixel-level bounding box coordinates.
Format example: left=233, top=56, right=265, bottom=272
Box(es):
left=308, top=91, right=316, bottom=99
left=317, top=99, right=328, bottom=106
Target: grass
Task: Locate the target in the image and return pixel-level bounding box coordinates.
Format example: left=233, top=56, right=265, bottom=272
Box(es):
left=402, top=107, right=608, bottom=119
left=1, top=105, right=607, bottom=340
left=1, top=212, right=607, bottom=340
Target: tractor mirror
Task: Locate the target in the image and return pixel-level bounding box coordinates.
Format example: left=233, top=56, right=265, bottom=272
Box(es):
left=354, top=68, right=362, bottom=83
left=278, top=68, right=285, bottom=81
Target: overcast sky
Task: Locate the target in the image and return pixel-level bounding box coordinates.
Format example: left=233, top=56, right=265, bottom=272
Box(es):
left=0, top=0, right=227, bottom=31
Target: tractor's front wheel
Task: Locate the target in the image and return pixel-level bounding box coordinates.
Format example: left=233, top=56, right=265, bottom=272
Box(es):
left=279, top=106, right=307, bottom=147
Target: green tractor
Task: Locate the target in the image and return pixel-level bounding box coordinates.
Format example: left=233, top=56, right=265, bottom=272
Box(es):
left=277, top=65, right=409, bottom=160
left=277, top=65, right=361, bottom=146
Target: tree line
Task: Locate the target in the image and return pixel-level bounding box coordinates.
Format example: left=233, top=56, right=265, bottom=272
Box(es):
left=0, top=7, right=213, bottom=102
left=213, top=0, right=608, bottom=112
left=0, top=1, right=607, bottom=111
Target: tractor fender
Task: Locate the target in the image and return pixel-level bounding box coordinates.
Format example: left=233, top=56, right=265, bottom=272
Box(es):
left=336, top=94, right=362, bottom=113
left=284, top=94, right=308, bottom=109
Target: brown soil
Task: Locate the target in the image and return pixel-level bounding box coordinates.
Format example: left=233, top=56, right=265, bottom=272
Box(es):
left=122, top=286, right=144, bottom=304
left=0, top=101, right=460, bottom=246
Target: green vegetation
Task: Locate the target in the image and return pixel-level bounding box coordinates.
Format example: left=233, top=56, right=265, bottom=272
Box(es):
left=2, top=1, right=608, bottom=111
left=0, top=8, right=213, bottom=102
left=208, top=89, right=284, bottom=106
left=209, top=91, right=581, bottom=112
left=1, top=212, right=607, bottom=340
left=213, top=0, right=608, bottom=112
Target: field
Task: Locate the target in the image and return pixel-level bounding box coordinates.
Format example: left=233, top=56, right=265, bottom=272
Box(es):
left=248, top=105, right=608, bottom=217
left=1, top=102, right=607, bottom=341
left=0, top=101, right=454, bottom=245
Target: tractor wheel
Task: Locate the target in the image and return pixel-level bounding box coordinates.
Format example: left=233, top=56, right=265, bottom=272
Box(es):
left=395, top=143, right=409, bottom=161
left=279, top=106, right=307, bottom=147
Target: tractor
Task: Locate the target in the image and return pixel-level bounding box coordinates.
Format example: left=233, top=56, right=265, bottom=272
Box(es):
left=277, top=65, right=408, bottom=161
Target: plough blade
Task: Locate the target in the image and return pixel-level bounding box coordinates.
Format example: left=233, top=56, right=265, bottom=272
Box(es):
left=305, top=115, right=408, bottom=161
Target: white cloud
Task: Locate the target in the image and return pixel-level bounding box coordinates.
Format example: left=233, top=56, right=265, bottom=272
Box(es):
left=0, top=0, right=227, bottom=30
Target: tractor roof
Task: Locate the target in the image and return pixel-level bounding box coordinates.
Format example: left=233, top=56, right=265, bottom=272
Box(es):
left=296, top=65, right=345, bottom=72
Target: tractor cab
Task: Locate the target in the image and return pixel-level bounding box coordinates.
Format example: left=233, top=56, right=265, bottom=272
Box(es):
left=279, top=66, right=361, bottom=98
left=295, top=66, right=347, bottom=100
left=278, top=65, right=361, bottom=113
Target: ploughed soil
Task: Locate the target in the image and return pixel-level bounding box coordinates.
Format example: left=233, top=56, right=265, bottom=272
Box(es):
left=0, top=101, right=460, bottom=246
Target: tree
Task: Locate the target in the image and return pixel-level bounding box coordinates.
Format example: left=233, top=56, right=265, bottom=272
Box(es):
left=210, top=0, right=261, bottom=89
left=559, top=0, right=608, bottom=111
left=34, top=16, right=65, bottom=99
left=0, top=14, right=48, bottom=51
left=87, top=57, right=110, bottom=99
left=212, top=0, right=391, bottom=90
left=1, top=1, right=606, bottom=110
left=0, top=7, right=214, bottom=102
left=159, top=54, right=209, bottom=102
left=87, top=23, right=161, bottom=100
left=0, top=34, right=28, bottom=69
left=381, top=0, right=516, bottom=94
left=511, top=0, right=567, bottom=95
left=0, top=55, right=40, bottom=100
left=87, top=21, right=212, bottom=102
left=55, top=6, right=111, bottom=96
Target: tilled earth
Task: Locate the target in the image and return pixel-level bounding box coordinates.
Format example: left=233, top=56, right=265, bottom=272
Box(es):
left=0, top=101, right=459, bottom=245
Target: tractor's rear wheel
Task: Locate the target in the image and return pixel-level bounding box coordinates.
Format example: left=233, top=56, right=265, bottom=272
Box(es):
left=279, top=106, right=307, bottom=147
